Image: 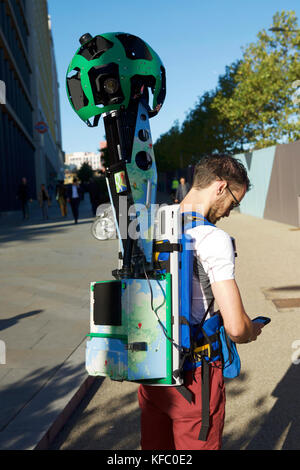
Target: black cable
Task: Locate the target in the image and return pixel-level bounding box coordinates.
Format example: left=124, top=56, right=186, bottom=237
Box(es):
left=142, top=260, right=184, bottom=352
left=142, top=261, right=233, bottom=372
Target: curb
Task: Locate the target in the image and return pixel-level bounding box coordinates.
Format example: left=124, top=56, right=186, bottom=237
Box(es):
left=34, top=375, right=96, bottom=450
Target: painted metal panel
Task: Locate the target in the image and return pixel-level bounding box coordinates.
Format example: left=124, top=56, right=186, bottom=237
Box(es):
left=264, top=140, right=300, bottom=227
left=235, top=146, right=276, bottom=219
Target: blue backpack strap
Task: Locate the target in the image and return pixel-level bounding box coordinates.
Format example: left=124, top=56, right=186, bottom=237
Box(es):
left=182, top=212, right=215, bottom=230
left=180, top=230, right=193, bottom=351
left=180, top=212, right=215, bottom=351
left=179, top=212, right=219, bottom=442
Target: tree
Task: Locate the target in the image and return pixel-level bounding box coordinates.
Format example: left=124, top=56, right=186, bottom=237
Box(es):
left=181, top=60, right=243, bottom=158
left=154, top=120, right=184, bottom=171
left=77, top=161, right=94, bottom=183
left=212, top=11, right=300, bottom=149
left=154, top=60, right=242, bottom=169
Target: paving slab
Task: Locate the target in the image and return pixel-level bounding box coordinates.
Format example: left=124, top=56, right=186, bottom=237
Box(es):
left=50, top=210, right=300, bottom=451
left=1, top=197, right=300, bottom=450
left=218, top=211, right=300, bottom=450
left=0, top=197, right=116, bottom=449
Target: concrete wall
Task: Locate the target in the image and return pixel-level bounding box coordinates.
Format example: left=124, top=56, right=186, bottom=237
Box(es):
left=235, top=140, right=300, bottom=227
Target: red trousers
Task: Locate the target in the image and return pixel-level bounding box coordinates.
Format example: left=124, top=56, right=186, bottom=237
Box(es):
left=138, top=364, right=226, bottom=450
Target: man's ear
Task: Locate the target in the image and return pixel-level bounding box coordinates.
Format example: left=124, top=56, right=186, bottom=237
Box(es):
left=216, top=179, right=227, bottom=196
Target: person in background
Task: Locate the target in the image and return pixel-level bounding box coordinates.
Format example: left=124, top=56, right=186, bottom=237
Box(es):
left=174, top=177, right=190, bottom=203
left=47, top=183, right=54, bottom=205
left=38, top=184, right=50, bottom=220
left=171, top=177, right=179, bottom=201
left=17, top=177, right=32, bottom=220
left=67, top=177, right=82, bottom=224
left=56, top=180, right=67, bottom=217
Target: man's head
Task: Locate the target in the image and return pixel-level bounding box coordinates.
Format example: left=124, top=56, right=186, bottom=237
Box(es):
left=180, top=177, right=186, bottom=185
left=190, top=154, right=250, bottom=224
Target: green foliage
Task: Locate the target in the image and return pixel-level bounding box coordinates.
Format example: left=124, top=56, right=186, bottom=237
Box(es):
left=76, top=161, right=94, bottom=183
left=154, top=10, right=300, bottom=169
left=212, top=10, right=300, bottom=149
left=154, top=61, right=241, bottom=170
left=154, top=120, right=183, bottom=171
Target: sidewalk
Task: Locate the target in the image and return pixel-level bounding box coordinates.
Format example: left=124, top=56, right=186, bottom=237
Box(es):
left=0, top=196, right=118, bottom=449
left=219, top=212, right=300, bottom=449
left=1, top=198, right=300, bottom=450
left=51, top=210, right=300, bottom=451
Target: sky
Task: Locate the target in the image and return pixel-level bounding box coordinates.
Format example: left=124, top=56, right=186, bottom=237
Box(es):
left=47, top=0, right=300, bottom=155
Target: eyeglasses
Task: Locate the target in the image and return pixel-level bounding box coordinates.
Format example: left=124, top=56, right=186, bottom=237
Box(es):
left=217, top=176, right=240, bottom=209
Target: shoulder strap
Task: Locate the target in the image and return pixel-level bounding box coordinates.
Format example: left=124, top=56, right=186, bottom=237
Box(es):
left=182, top=212, right=215, bottom=231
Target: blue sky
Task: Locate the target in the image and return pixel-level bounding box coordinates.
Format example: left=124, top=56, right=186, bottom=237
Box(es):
left=48, top=0, right=300, bottom=155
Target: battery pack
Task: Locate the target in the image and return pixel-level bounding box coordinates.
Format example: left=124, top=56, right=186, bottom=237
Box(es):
left=86, top=275, right=173, bottom=384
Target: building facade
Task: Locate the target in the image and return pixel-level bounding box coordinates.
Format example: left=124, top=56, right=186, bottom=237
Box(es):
left=0, top=0, right=63, bottom=213
left=65, top=151, right=102, bottom=171
left=0, top=0, right=35, bottom=212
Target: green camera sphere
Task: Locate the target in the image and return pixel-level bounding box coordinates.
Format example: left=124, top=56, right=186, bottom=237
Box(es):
left=66, top=32, right=166, bottom=126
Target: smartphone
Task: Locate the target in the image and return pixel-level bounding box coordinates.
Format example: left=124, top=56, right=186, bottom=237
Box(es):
left=252, top=316, right=271, bottom=325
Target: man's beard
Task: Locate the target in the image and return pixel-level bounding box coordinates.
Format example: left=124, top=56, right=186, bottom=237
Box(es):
left=207, top=202, right=223, bottom=224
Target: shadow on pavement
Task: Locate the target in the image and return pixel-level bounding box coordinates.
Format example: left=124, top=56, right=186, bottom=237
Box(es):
left=223, top=365, right=300, bottom=450
left=0, top=309, right=43, bottom=332
left=50, top=363, right=300, bottom=450
left=0, top=361, right=86, bottom=449
left=0, top=199, right=95, bottom=245
left=0, top=218, right=94, bottom=245
left=49, top=377, right=140, bottom=450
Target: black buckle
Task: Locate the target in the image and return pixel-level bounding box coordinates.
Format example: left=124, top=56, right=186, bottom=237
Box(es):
left=125, top=342, right=148, bottom=351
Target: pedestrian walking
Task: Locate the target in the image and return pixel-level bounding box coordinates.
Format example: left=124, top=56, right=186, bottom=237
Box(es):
left=56, top=180, right=67, bottom=217
left=47, top=183, right=54, bottom=205
left=67, top=177, right=82, bottom=224
left=138, top=154, right=265, bottom=450
left=174, top=177, right=190, bottom=203
left=38, top=184, right=50, bottom=220
left=171, top=177, right=179, bottom=201
left=17, top=177, right=32, bottom=219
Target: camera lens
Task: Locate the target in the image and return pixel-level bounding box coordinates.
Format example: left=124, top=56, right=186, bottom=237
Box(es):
left=79, top=33, right=93, bottom=45
left=103, top=78, right=119, bottom=94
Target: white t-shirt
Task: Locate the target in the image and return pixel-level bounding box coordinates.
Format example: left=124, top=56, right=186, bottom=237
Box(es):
left=185, top=224, right=235, bottom=325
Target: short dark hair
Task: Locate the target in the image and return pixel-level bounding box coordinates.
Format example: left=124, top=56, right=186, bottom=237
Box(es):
left=192, top=154, right=251, bottom=191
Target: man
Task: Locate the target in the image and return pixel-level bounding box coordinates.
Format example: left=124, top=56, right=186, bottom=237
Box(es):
left=38, top=184, right=50, bottom=220
left=56, top=180, right=68, bottom=217
left=17, top=177, right=32, bottom=219
left=138, top=154, right=264, bottom=450
left=174, top=177, right=190, bottom=203
left=171, top=177, right=179, bottom=201
left=67, top=177, right=82, bottom=224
